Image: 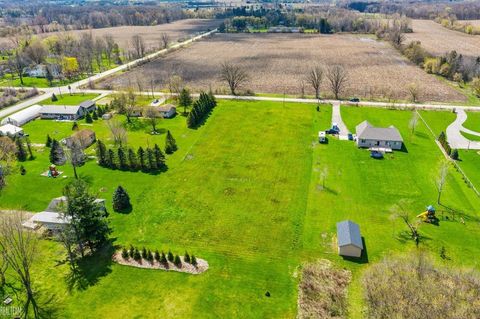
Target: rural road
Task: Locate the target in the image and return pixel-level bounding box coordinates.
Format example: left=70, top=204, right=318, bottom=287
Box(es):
left=446, top=109, right=480, bottom=150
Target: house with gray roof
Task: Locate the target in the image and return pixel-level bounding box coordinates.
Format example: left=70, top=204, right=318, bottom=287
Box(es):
left=40, top=100, right=96, bottom=121
left=355, top=120, right=403, bottom=150
left=336, top=220, right=363, bottom=258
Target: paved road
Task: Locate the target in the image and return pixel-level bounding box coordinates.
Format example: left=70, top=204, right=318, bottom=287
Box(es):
left=446, top=109, right=480, bottom=150
left=331, top=101, right=350, bottom=137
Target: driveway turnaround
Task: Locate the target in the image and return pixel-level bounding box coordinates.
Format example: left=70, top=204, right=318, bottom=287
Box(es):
left=446, top=109, right=480, bottom=150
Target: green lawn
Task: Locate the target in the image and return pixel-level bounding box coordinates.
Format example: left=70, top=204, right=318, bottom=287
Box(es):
left=40, top=93, right=101, bottom=106
left=463, top=112, right=480, bottom=132
left=0, top=101, right=479, bottom=318
left=457, top=150, right=480, bottom=190
left=460, top=131, right=480, bottom=141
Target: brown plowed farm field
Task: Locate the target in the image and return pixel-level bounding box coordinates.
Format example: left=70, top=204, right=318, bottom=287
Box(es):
left=101, top=33, right=466, bottom=102
left=0, top=19, right=221, bottom=50
left=405, top=20, right=480, bottom=57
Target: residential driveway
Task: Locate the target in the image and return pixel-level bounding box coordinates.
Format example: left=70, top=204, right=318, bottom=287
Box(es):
left=332, top=101, right=350, bottom=137
left=446, top=109, right=480, bottom=150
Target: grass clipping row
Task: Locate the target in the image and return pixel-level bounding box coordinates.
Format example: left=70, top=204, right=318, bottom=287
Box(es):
left=363, top=253, right=480, bottom=319
left=298, top=259, right=351, bottom=319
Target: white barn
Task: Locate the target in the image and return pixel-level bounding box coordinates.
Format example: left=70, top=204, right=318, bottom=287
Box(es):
left=0, top=124, right=23, bottom=137
left=337, top=220, right=363, bottom=258
left=1, top=104, right=42, bottom=126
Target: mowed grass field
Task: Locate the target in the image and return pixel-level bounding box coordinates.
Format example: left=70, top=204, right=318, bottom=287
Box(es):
left=1, top=100, right=480, bottom=317
left=100, top=33, right=465, bottom=102
left=405, top=20, right=480, bottom=58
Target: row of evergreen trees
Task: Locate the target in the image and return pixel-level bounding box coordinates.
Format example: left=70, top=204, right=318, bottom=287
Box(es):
left=438, top=131, right=459, bottom=160
left=85, top=105, right=109, bottom=124
left=96, top=140, right=165, bottom=172
left=186, top=92, right=217, bottom=128
left=121, top=246, right=198, bottom=268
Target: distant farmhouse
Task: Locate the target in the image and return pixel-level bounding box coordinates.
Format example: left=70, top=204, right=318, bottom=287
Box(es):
left=355, top=120, right=403, bottom=150
left=156, top=104, right=177, bottom=118
left=40, top=100, right=96, bottom=121
left=337, top=220, right=363, bottom=258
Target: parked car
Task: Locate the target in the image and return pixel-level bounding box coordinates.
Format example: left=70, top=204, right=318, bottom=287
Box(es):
left=370, top=151, right=384, bottom=159
left=349, top=98, right=360, bottom=103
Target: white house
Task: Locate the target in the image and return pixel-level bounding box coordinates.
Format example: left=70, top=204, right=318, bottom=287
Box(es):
left=337, top=220, right=363, bottom=258
left=355, top=120, right=403, bottom=150
left=0, top=124, right=23, bottom=137
left=1, top=104, right=43, bottom=126
left=24, top=64, right=60, bottom=78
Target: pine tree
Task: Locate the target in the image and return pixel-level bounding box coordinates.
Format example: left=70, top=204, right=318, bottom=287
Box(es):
left=25, top=137, right=34, bottom=160
left=154, top=250, right=160, bottom=262
left=137, top=147, right=147, bottom=171
left=92, top=111, right=98, bottom=120
left=72, top=121, right=79, bottom=131
left=174, top=255, right=182, bottom=267
left=191, top=255, right=197, bottom=266
left=184, top=251, right=191, bottom=263
left=133, top=248, right=141, bottom=261
left=167, top=250, right=174, bottom=262
left=178, top=88, right=192, bottom=115
left=450, top=148, right=459, bottom=160
left=121, top=248, right=128, bottom=259
left=107, top=149, right=116, bottom=169
left=164, top=130, right=178, bottom=154
left=51, top=93, right=58, bottom=102
left=128, top=148, right=138, bottom=171
left=129, top=245, right=135, bottom=258
left=153, top=144, right=165, bottom=168
left=186, top=109, right=197, bottom=128
left=146, top=147, right=157, bottom=171
left=15, top=138, right=27, bottom=161
left=142, top=247, right=147, bottom=259
left=96, top=140, right=107, bottom=166
left=147, top=250, right=154, bottom=263
left=113, top=185, right=131, bottom=212
left=161, top=251, right=167, bottom=264
left=49, top=139, right=66, bottom=165
left=46, top=135, right=52, bottom=147
left=117, top=148, right=128, bottom=170
left=85, top=112, right=93, bottom=123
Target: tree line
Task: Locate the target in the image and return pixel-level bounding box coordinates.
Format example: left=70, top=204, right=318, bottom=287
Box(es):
left=96, top=140, right=166, bottom=173
left=187, top=91, right=217, bottom=128
left=121, top=245, right=198, bottom=268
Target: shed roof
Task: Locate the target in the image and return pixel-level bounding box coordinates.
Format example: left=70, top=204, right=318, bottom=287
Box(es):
left=0, top=104, right=42, bottom=125
left=41, top=105, right=82, bottom=115
left=0, top=124, right=23, bottom=135
left=356, top=120, right=403, bottom=142
left=45, top=196, right=105, bottom=213
left=337, top=220, right=363, bottom=249
left=31, top=212, right=71, bottom=225
left=79, top=100, right=95, bottom=108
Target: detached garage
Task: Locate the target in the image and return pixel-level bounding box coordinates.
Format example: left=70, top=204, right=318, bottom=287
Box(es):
left=337, top=220, right=363, bottom=258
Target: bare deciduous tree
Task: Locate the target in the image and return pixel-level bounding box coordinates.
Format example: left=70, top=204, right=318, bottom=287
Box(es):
left=388, top=28, right=405, bottom=49
left=436, top=160, right=449, bottom=204
left=103, top=34, right=115, bottom=66
left=0, top=213, right=40, bottom=318
left=306, top=65, right=324, bottom=99
left=168, top=74, right=184, bottom=98
left=66, top=138, right=86, bottom=179
left=8, top=52, right=30, bottom=85
left=390, top=200, right=420, bottom=247
left=160, top=33, right=170, bottom=49
left=145, top=106, right=160, bottom=133
left=106, top=119, right=128, bottom=147
left=407, top=82, right=420, bottom=103
left=131, top=34, right=145, bottom=59
left=219, top=62, right=249, bottom=95
left=327, top=65, right=348, bottom=100
left=409, top=110, right=419, bottom=138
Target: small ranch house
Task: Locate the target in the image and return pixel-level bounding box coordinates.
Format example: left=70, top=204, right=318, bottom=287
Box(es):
left=355, top=120, right=403, bottom=150
left=337, top=220, right=363, bottom=258
left=40, top=100, right=96, bottom=121
left=156, top=104, right=177, bottom=118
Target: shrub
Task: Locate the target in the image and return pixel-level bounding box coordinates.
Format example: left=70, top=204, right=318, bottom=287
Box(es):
left=112, top=186, right=131, bottom=212
left=121, top=247, right=129, bottom=260
left=85, top=112, right=93, bottom=123
left=450, top=148, right=459, bottom=160
left=161, top=251, right=168, bottom=264
left=142, top=247, right=147, bottom=259
left=20, top=165, right=26, bottom=175
left=51, top=93, right=58, bottom=102
left=129, top=245, right=135, bottom=258
left=174, top=255, right=182, bottom=267
left=72, top=122, right=79, bottom=131
left=167, top=250, right=174, bottom=262
left=191, top=255, right=197, bottom=267
left=133, top=248, right=141, bottom=261
left=147, top=250, right=154, bottom=263
left=184, top=251, right=190, bottom=263
left=154, top=250, right=160, bottom=262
